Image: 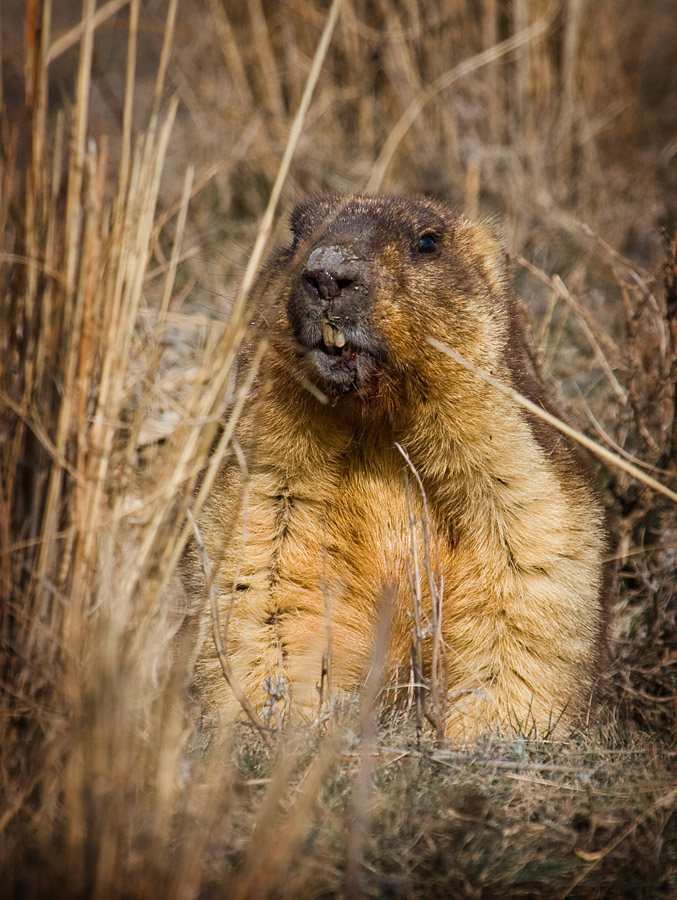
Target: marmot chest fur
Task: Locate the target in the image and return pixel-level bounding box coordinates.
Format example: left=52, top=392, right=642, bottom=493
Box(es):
left=187, top=194, right=608, bottom=740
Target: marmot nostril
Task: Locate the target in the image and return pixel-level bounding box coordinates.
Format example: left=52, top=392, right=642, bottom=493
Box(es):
left=302, top=268, right=358, bottom=303
left=302, top=273, right=323, bottom=298
left=302, top=269, right=340, bottom=301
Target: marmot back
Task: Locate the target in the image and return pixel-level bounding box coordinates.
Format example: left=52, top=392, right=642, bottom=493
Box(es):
left=185, top=194, right=608, bottom=740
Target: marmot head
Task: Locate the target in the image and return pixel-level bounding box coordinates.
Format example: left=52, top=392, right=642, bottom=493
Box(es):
left=269, top=194, right=512, bottom=415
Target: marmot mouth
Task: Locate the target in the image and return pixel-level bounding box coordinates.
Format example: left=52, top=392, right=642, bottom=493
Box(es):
left=321, top=342, right=358, bottom=362
left=318, top=320, right=359, bottom=363
left=295, top=316, right=384, bottom=393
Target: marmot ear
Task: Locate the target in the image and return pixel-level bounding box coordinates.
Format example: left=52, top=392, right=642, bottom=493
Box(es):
left=476, top=217, right=511, bottom=280
left=479, top=216, right=506, bottom=249
left=289, top=194, right=343, bottom=240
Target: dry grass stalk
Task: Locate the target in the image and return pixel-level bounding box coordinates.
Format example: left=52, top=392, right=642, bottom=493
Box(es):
left=396, top=442, right=446, bottom=742
left=188, top=508, right=273, bottom=742
left=229, top=729, right=343, bottom=900
left=427, top=338, right=677, bottom=504
left=343, top=586, right=395, bottom=898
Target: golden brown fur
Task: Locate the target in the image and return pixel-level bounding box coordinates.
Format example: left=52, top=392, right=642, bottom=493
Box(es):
left=184, top=194, right=608, bottom=740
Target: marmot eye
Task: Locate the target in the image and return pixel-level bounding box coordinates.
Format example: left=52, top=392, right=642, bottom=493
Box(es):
left=417, top=233, right=438, bottom=254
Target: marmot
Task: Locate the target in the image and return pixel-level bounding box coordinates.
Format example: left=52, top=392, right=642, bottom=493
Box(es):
left=185, top=194, right=608, bottom=740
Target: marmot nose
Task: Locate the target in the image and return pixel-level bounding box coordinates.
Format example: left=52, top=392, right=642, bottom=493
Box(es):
left=301, top=245, right=362, bottom=311
left=302, top=268, right=356, bottom=302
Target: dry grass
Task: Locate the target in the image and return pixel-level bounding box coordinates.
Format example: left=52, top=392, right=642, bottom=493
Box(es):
left=1, top=1, right=676, bottom=897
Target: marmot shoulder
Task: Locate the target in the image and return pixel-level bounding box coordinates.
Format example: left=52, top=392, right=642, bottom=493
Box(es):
left=185, top=194, right=608, bottom=741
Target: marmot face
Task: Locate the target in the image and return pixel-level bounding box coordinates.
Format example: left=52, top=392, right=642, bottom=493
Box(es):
left=283, top=195, right=508, bottom=405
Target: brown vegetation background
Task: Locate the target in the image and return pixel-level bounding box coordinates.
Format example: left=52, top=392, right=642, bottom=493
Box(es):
left=1, top=1, right=676, bottom=897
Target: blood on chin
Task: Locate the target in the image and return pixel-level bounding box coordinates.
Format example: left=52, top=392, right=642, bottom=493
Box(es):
left=307, top=346, right=373, bottom=394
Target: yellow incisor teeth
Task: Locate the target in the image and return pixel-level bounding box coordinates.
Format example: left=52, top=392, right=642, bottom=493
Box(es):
left=321, top=320, right=334, bottom=346
left=322, top=320, right=347, bottom=348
